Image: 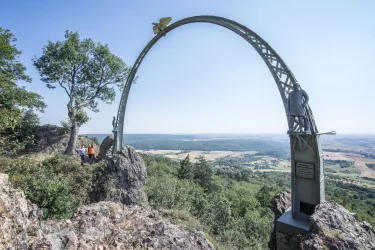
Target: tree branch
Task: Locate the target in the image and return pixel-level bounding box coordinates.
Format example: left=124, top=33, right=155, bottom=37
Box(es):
left=59, top=80, right=71, bottom=97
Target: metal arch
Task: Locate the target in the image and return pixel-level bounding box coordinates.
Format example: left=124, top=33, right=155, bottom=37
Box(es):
left=113, top=15, right=319, bottom=151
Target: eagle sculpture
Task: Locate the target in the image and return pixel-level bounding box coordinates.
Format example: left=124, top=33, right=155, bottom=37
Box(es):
left=152, top=17, right=172, bottom=36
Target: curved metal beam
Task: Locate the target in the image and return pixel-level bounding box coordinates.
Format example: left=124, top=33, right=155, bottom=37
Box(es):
left=113, top=15, right=325, bottom=220
left=113, top=15, right=319, bottom=151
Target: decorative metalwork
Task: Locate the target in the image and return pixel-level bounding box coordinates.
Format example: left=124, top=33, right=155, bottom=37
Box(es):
left=112, top=15, right=319, bottom=152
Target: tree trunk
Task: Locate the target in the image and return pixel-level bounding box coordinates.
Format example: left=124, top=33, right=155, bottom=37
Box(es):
left=65, top=123, right=79, bottom=155
left=65, top=100, right=78, bottom=155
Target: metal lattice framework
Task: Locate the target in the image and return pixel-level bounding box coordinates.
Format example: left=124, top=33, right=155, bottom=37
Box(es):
left=112, top=15, right=319, bottom=151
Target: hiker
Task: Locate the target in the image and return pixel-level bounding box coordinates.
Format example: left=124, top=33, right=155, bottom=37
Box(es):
left=76, top=146, right=86, bottom=165
left=88, top=143, right=95, bottom=164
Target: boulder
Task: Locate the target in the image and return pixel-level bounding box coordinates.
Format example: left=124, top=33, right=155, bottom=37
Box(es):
left=268, top=190, right=292, bottom=250
left=96, top=135, right=114, bottom=160
left=300, top=201, right=375, bottom=250
left=23, top=124, right=97, bottom=155
left=269, top=190, right=375, bottom=250
left=0, top=174, right=42, bottom=249
left=90, top=146, right=148, bottom=206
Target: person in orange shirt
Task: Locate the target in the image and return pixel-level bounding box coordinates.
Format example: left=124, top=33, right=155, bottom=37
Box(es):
left=88, top=143, right=95, bottom=164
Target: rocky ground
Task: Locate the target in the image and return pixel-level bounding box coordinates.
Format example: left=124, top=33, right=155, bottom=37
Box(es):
left=301, top=201, right=375, bottom=250
left=0, top=146, right=215, bottom=250
left=269, top=191, right=375, bottom=250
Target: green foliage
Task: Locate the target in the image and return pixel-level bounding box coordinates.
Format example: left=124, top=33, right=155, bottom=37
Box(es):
left=143, top=153, right=375, bottom=249
left=0, top=154, right=105, bottom=219
left=325, top=159, right=354, bottom=168
left=84, top=136, right=99, bottom=146
left=256, top=185, right=273, bottom=208
left=144, top=154, right=281, bottom=249
left=0, top=26, right=46, bottom=155
left=193, top=156, right=213, bottom=190
left=33, top=30, right=131, bottom=154
left=177, top=154, right=194, bottom=180
left=0, top=27, right=31, bottom=83
left=366, top=163, right=375, bottom=170
left=326, top=177, right=375, bottom=226
left=60, top=109, right=91, bottom=131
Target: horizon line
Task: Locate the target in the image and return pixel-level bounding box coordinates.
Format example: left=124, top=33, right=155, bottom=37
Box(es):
left=82, top=132, right=375, bottom=136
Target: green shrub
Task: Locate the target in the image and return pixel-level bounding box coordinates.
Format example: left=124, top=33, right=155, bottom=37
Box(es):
left=0, top=154, right=105, bottom=219
left=144, top=154, right=283, bottom=249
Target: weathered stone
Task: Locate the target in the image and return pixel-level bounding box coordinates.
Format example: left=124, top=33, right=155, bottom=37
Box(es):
left=268, top=190, right=292, bottom=250
left=22, top=124, right=98, bottom=156
left=300, top=201, right=375, bottom=250
left=0, top=173, right=215, bottom=249
left=270, top=191, right=375, bottom=250
left=97, top=135, right=114, bottom=160
left=90, top=147, right=148, bottom=206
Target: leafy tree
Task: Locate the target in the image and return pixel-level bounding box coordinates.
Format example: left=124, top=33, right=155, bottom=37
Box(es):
left=256, top=185, right=272, bottom=208
left=33, top=31, right=131, bottom=155
left=240, top=168, right=253, bottom=182
left=178, top=154, right=194, bottom=180
left=0, top=27, right=46, bottom=155
left=0, top=27, right=31, bottom=84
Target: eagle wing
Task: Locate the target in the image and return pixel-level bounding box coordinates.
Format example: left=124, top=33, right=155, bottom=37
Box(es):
left=159, top=17, right=172, bottom=29
left=152, top=25, right=160, bottom=35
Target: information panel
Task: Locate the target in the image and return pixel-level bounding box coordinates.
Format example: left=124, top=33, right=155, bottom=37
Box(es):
left=296, top=162, right=314, bottom=179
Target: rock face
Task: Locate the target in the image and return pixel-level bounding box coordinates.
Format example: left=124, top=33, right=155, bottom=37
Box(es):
left=33, top=202, right=215, bottom=250
left=268, top=190, right=292, bottom=250
left=270, top=191, right=375, bottom=250
left=0, top=173, right=215, bottom=250
left=25, top=124, right=97, bottom=155
left=271, top=190, right=292, bottom=218
left=90, top=147, right=148, bottom=206
left=97, top=135, right=114, bottom=160
left=300, top=201, right=375, bottom=250
left=0, top=174, right=42, bottom=249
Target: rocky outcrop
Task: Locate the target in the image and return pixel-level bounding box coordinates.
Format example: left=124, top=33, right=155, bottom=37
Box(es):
left=269, top=190, right=292, bottom=250
left=300, top=201, right=375, bottom=250
left=0, top=174, right=42, bottom=249
left=271, top=190, right=292, bottom=218
left=270, top=190, right=375, bottom=250
left=0, top=173, right=215, bottom=249
left=33, top=202, right=215, bottom=250
left=24, top=124, right=97, bottom=155
left=90, top=147, right=148, bottom=206
left=97, top=135, right=114, bottom=160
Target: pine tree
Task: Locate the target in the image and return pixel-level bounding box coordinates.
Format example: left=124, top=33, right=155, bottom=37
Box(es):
left=193, top=155, right=213, bottom=189
left=177, top=154, right=194, bottom=180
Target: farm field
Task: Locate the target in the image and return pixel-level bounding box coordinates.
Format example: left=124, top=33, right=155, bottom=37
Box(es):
left=136, top=150, right=257, bottom=162
left=91, top=133, right=375, bottom=184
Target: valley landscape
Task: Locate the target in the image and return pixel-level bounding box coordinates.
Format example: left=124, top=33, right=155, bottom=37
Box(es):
left=2, top=1, right=375, bottom=248
left=88, top=133, right=375, bottom=182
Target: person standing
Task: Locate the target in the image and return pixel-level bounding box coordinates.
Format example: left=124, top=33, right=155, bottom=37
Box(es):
left=88, top=143, right=95, bottom=164
left=77, top=146, right=85, bottom=165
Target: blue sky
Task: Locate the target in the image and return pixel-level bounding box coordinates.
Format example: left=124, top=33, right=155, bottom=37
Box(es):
left=2, top=0, right=374, bottom=134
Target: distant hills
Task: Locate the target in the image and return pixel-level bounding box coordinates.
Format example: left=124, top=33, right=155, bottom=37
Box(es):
left=84, top=134, right=290, bottom=151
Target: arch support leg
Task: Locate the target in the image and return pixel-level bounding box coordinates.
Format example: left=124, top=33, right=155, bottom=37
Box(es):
left=276, top=133, right=324, bottom=249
